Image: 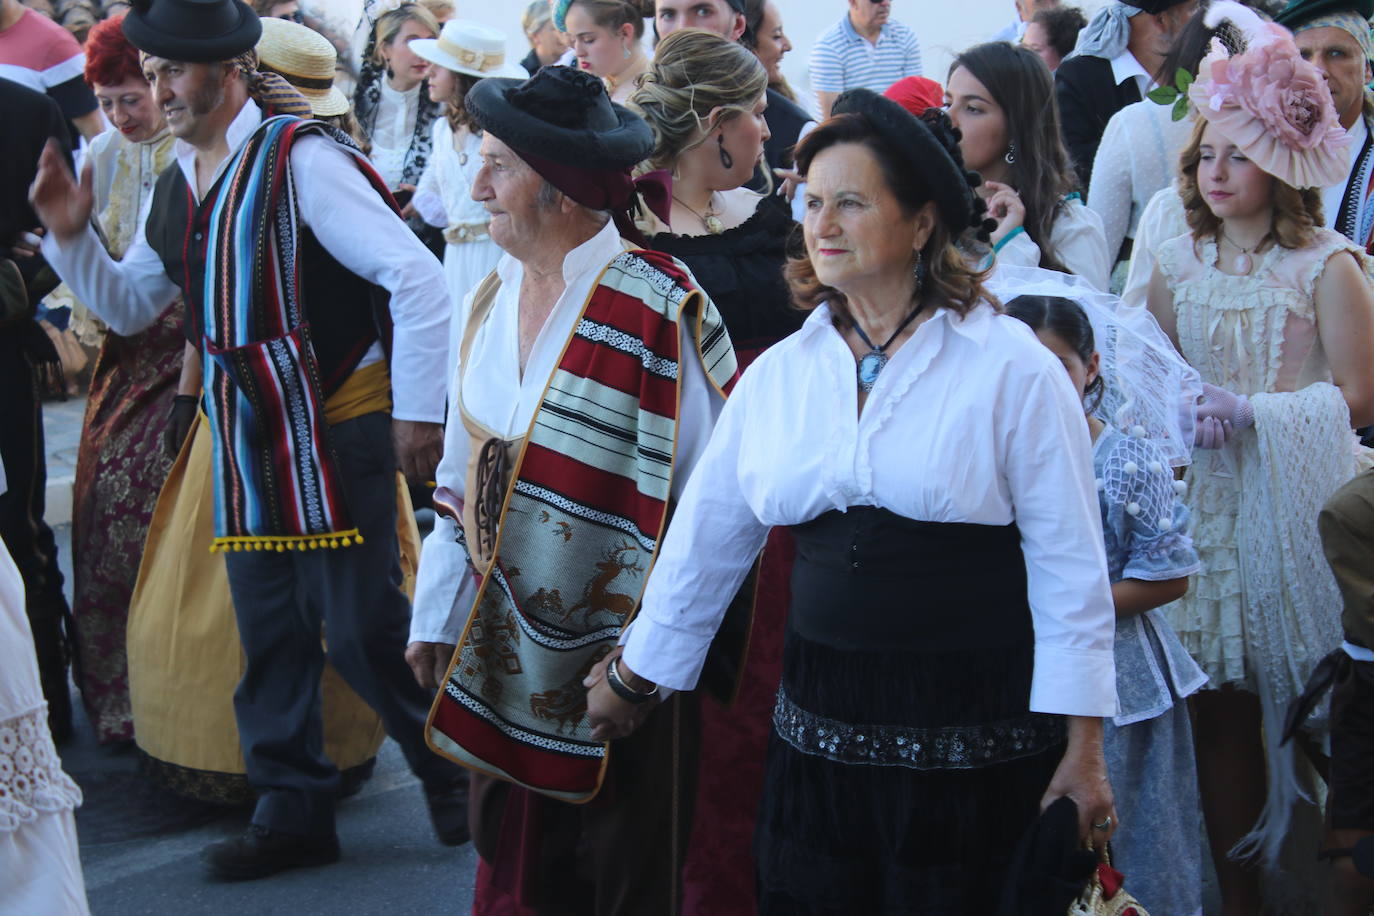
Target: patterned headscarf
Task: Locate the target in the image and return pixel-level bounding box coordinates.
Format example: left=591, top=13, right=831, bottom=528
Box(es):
left=1291, top=10, right=1374, bottom=63
left=1069, top=1, right=1144, bottom=60
left=229, top=49, right=314, bottom=118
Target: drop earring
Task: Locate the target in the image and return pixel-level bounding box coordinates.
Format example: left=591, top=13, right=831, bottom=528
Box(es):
left=1004, top=143, right=1016, bottom=165
left=623, top=41, right=632, bottom=59
left=912, top=252, right=925, bottom=290
left=718, top=135, right=733, bottom=169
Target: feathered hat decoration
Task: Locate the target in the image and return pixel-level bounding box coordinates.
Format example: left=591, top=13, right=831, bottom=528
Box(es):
left=1188, top=0, right=1350, bottom=189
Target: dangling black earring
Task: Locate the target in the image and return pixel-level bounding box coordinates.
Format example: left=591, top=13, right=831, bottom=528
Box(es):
left=718, top=135, right=733, bottom=169
left=913, top=252, right=926, bottom=291
left=1004, top=143, right=1016, bottom=165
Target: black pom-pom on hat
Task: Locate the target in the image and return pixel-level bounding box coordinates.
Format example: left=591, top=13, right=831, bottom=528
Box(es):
left=832, top=89, right=984, bottom=240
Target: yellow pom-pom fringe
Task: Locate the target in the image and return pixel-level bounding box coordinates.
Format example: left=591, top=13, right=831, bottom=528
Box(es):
left=208, top=528, right=364, bottom=554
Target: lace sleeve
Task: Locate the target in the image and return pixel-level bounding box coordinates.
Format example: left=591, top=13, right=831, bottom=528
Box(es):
left=0, top=705, right=83, bottom=833
left=1102, top=434, right=1200, bottom=582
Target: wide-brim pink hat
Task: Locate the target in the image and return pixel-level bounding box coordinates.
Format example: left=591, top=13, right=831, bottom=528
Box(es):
left=1188, top=1, right=1349, bottom=189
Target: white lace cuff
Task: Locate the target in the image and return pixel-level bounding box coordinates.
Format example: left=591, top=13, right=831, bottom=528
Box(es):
left=0, top=705, right=83, bottom=834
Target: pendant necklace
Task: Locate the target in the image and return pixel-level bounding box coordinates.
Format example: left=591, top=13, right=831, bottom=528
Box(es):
left=1220, top=229, right=1264, bottom=275
left=672, top=192, right=725, bottom=234
left=852, top=305, right=925, bottom=392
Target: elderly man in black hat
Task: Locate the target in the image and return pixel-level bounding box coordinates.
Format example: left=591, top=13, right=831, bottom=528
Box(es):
left=1054, top=0, right=1198, bottom=188
left=29, top=0, right=469, bottom=880
left=1277, top=0, right=1374, bottom=253
left=404, top=65, right=738, bottom=913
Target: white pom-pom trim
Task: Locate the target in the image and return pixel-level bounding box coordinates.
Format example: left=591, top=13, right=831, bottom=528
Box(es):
left=1126, top=502, right=1141, bottom=516
left=1130, top=425, right=1147, bottom=438
left=1123, top=461, right=1139, bottom=475
left=1173, top=480, right=1188, bottom=496
left=1148, top=461, right=1164, bottom=474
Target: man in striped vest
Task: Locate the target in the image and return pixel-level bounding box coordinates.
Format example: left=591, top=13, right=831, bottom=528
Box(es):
left=406, top=66, right=738, bottom=913
left=30, top=0, right=471, bottom=880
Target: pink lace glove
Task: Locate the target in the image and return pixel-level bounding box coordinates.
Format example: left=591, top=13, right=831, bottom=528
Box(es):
left=1194, top=383, right=1254, bottom=448
left=1194, top=415, right=1231, bottom=449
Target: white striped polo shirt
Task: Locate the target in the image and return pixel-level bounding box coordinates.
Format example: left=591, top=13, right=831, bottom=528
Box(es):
left=809, top=13, right=923, bottom=96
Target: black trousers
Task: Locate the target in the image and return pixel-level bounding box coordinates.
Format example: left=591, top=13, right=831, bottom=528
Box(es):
left=224, top=411, right=459, bottom=836
left=0, top=328, right=71, bottom=733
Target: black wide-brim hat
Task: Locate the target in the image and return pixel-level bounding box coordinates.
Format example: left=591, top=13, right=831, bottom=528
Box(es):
left=1275, top=0, right=1374, bottom=28
left=465, top=66, right=652, bottom=171
left=123, top=0, right=262, bottom=63
left=831, top=88, right=985, bottom=237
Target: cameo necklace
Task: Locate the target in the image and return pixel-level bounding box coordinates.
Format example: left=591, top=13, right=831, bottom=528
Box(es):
left=852, top=305, right=924, bottom=392
left=1220, top=229, right=1267, bottom=275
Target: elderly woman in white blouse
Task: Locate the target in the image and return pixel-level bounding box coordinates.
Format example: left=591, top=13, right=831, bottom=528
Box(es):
left=586, top=90, right=1118, bottom=915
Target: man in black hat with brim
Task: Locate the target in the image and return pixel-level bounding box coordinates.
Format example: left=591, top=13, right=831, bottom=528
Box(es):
left=1054, top=0, right=1198, bottom=189
left=405, top=65, right=739, bottom=913
left=30, top=0, right=470, bottom=880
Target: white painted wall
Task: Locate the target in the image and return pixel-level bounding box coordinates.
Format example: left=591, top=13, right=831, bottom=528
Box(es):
left=312, top=0, right=1113, bottom=113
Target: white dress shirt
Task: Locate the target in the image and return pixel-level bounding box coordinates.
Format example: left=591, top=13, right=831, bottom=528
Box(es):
left=621, top=301, right=1119, bottom=718
left=41, top=99, right=450, bottom=423
left=1109, top=48, right=1153, bottom=98
left=408, top=220, right=723, bottom=644
left=1322, top=115, right=1368, bottom=233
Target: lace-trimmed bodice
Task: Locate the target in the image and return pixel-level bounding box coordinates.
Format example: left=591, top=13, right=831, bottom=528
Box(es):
left=1156, top=229, right=1366, bottom=395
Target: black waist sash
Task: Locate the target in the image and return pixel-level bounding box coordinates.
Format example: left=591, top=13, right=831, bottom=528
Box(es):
left=777, top=507, right=1063, bottom=770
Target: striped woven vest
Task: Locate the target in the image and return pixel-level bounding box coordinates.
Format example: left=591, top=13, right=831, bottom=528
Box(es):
left=427, top=248, right=737, bottom=802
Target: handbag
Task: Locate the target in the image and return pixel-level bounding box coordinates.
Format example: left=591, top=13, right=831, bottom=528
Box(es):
left=1068, top=847, right=1149, bottom=916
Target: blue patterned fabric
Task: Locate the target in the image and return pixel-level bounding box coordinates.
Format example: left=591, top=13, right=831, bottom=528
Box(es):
left=1094, top=425, right=1207, bottom=914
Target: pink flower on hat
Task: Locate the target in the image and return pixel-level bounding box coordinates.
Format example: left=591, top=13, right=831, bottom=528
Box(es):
left=1188, top=15, right=1351, bottom=188
left=1202, top=25, right=1342, bottom=149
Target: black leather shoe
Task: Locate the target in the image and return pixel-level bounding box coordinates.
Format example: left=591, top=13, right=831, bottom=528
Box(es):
left=423, top=777, right=470, bottom=847
left=203, top=825, right=340, bottom=880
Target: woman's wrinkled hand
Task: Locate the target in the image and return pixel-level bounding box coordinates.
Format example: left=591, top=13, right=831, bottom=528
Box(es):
left=583, top=648, right=659, bottom=742
left=1041, top=730, right=1117, bottom=854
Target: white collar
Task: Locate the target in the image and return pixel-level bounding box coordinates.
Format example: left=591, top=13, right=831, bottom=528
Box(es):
left=1108, top=48, right=1153, bottom=91
left=1350, top=114, right=1368, bottom=148
left=380, top=78, right=421, bottom=103
left=494, top=217, right=624, bottom=290
left=173, top=98, right=263, bottom=196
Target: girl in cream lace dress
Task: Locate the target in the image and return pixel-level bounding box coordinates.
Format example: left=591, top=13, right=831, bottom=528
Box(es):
left=1146, top=5, right=1374, bottom=912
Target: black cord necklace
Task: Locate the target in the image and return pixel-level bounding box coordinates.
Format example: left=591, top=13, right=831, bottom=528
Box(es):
left=852, top=305, right=924, bottom=392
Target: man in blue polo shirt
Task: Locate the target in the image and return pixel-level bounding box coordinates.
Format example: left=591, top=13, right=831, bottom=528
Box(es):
left=810, top=0, right=922, bottom=118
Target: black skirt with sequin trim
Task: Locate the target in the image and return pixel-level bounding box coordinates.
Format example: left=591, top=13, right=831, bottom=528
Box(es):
left=754, top=508, right=1065, bottom=915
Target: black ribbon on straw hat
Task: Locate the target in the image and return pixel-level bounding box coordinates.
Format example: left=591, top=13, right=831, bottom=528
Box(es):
left=831, top=88, right=995, bottom=242
left=466, top=67, right=671, bottom=245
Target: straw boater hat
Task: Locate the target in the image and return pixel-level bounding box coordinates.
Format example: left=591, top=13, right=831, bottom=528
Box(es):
left=256, top=16, right=350, bottom=118
left=409, top=19, right=527, bottom=81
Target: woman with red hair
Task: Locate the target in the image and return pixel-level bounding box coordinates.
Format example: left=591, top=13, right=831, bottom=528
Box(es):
left=54, top=12, right=183, bottom=745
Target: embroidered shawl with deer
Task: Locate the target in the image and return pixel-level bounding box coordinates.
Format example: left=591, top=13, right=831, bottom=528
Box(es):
left=427, top=248, right=738, bottom=803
